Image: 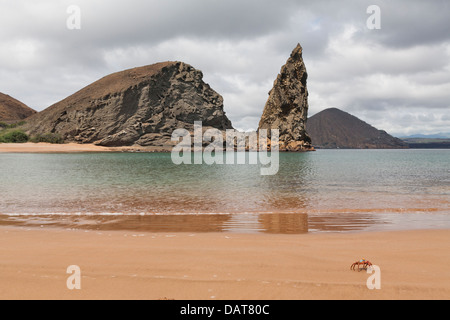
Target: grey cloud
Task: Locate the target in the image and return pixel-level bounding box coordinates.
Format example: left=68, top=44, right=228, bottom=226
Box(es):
left=55, top=0, right=301, bottom=47
left=0, top=0, right=448, bottom=136
left=369, top=0, right=450, bottom=48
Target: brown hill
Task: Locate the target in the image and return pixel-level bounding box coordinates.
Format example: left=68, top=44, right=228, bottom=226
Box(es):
left=0, top=93, right=36, bottom=123
left=307, top=108, right=408, bottom=149
left=24, top=61, right=233, bottom=147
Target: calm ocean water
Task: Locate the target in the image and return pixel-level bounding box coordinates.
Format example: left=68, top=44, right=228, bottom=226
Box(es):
left=0, top=149, right=449, bottom=233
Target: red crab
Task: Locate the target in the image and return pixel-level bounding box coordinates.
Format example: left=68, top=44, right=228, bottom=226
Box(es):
left=351, top=259, right=373, bottom=271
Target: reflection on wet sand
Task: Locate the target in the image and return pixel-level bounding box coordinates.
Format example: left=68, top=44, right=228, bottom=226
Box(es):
left=308, top=213, right=385, bottom=233
left=259, top=214, right=308, bottom=234
left=1, top=211, right=449, bottom=234
left=0, top=212, right=374, bottom=234
left=1, top=214, right=310, bottom=234
left=0, top=214, right=232, bottom=233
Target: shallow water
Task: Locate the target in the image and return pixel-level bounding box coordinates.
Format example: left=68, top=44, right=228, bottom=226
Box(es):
left=0, top=149, right=448, bottom=233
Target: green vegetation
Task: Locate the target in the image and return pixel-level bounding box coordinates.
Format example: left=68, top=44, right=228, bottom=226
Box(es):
left=0, top=121, right=30, bottom=143
left=0, top=130, right=29, bottom=143
left=0, top=121, right=26, bottom=130
left=0, top=121, right=65, bottom=144
left=29, top=133, right=65, bottom=144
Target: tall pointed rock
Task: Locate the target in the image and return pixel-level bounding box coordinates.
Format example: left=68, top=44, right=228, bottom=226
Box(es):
left=258, top=44, right=313, bottom=151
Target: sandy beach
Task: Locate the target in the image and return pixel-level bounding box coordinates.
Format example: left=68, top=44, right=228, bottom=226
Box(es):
left=0, top=142, right=172, bottom=153
left=0, top=226, right=449, bottom=300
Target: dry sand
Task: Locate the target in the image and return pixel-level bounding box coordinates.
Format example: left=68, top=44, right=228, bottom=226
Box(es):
left=0, top=227, right=449, bottom=300
left=0, top=142, right=171, bottom=153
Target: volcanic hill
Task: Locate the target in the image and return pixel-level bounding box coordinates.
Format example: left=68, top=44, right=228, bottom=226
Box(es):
left=0, top=93, right=36, bottom=123
left=307, top=108, right=408, bottom=149
left=24, top=61, right=233, bottom=147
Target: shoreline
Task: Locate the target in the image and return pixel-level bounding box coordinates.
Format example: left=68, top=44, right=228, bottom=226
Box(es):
left=0, top=142, right=317, bottom=153
left=2, top=142, right=448, bottom=154
left=0, top=142, right=173, bottom=153
left=1, top=226, right=449, bottom=300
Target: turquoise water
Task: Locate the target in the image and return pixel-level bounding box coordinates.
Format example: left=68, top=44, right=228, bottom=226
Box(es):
left=0, top=149, right=449, bottom=233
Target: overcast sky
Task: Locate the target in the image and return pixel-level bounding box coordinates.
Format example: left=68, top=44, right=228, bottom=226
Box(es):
left=0, top=0, right=449, bottom=136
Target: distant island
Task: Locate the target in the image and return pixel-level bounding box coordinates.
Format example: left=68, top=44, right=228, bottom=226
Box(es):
left=400, top=138, right=450, bottom=149
left=307, top=108, right=408, bottom=149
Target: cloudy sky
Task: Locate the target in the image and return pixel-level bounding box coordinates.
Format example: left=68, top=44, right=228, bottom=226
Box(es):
left=0, top=0, right=449, bottom=136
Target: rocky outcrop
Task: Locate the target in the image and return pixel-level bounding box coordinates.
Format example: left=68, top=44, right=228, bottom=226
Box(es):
left=0, top=93, right=36, bottom=123
left=24, top=62, right=233, bottom=147
left=308, top=108, right=409, bottom=149
left=258, top=44, right=313, bottom=152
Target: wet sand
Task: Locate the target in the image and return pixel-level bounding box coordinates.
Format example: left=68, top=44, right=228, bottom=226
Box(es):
left=1, top=226, right=449, bottom=300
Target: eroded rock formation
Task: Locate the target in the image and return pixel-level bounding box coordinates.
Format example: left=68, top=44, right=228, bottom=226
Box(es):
left=25, top=62, right=233, bottom=147
left=258, top=44, right=313, bottom=152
